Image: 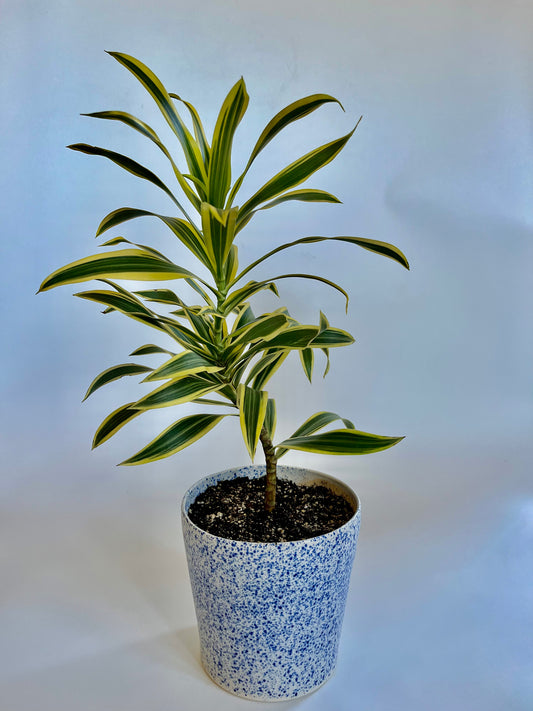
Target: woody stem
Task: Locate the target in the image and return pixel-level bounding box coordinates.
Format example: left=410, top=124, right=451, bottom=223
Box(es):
left=260, top=427, right=277, bottom=512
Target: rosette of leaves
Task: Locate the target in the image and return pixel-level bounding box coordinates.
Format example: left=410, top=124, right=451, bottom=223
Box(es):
left=39, top=52, right=409, bottom=510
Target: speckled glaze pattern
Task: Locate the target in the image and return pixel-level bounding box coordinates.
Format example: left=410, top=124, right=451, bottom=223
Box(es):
left=181, top=465, right=361, bottom=701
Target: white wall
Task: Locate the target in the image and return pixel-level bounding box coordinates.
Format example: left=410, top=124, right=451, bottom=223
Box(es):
left=1, top=1, right=531, bottom=709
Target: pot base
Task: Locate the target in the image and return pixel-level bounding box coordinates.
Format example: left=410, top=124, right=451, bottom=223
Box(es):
left=201, top=656, right=337, bottom=702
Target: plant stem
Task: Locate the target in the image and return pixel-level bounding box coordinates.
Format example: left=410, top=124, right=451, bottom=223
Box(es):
left=259, top=427, right=277, bottom=512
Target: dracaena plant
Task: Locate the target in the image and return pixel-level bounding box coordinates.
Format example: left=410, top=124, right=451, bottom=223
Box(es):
left=39, top=52, right=409, bottom=511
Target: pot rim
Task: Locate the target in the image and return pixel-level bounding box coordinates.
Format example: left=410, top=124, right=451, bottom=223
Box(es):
left=181, top=463, right=361, bottom=546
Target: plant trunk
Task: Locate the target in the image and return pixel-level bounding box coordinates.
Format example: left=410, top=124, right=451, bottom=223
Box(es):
left=259, top=427, right=277, bottom=512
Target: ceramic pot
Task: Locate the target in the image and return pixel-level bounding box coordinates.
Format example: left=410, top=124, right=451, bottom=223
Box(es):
left=181, top=464, right=361, bottom=701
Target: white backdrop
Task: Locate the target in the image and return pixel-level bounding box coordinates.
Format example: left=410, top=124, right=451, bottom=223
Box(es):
left=1, top=1, right=532, bottom=709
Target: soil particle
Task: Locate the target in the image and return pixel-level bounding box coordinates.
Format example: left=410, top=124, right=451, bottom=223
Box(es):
left=187, top=476, right=355, bottom=543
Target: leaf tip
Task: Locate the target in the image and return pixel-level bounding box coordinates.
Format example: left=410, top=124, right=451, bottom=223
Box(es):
left=117, top=454, right=137, bottom=466
left=351, top=115, right=363, bottom=135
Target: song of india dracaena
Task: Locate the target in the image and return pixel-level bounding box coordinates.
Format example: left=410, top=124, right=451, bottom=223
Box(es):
left=39, top=52, right=409, bottom=512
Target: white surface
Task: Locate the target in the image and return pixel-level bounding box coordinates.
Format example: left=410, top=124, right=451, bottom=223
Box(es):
left=1, top=445, right=531, bottom=710
left=1, top=0, right=532, bottom=708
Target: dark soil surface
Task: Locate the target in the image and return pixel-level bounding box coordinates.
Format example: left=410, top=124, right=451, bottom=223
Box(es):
left=187, top=476, right=355, bottom=543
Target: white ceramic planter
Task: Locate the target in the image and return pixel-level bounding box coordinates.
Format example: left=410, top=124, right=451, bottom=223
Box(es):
left=181, top=464, right=361, bottom=701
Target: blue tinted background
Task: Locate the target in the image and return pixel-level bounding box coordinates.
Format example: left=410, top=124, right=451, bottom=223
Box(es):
left=2, top=1, right=532, bottom=709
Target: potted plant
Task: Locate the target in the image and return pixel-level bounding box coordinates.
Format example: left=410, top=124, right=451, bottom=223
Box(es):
left=39, top=52, right=409, bottom=700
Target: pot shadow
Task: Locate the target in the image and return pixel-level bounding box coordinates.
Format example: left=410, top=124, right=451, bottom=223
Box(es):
left=3, top=627, right=311, bottom=709
left=79, top=510, right=205, bottom=665
left=174, top=625, right=202, bottom=674
left=2, top=629, right=213, bottom=710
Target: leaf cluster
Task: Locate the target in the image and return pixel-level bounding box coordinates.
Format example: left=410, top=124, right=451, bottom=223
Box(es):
left=39, top=52, right=408, bottom=469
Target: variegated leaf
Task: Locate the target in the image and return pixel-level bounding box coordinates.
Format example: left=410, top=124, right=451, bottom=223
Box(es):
left=95, top=208, right=210, bottom=267
left=106, top=52, right=208, bottom=186
left=237, top=124, right=358, bottom=225
left=92, top=402, right=142, bottom=448
left=120, top=413, right=228, bottom=465
left=169, top=93, right=211, bottom=165
left=227, top=93, right=343, bottom=206
left=299, top=348, right=314, bottom=382
left=81, top=111, right=200, bottom=213
left=83, top=363, right=153, bottom=401
left=143, top=351, right=221, bottom=381
left=276, top=410, right=355, bottom=459
left=208, top=78, right=249, bottom=207
left=38, top=249, right=196, bottom=292
left=237, top=384, right=268, bottom=460
left=235, top=234, right=409, bottom=282
left=264, top=398, right=276, bottom=440
left=133, top=374, right=222, bottom=410
left=277, top=429, right=404, bottom=455
left=68, top=143, right=184, bottom=209
left=221, top=280, right=279, bottom=316
left=129, top=344, right=176, bottom=357
left=230, top=313, right=288, bottom=346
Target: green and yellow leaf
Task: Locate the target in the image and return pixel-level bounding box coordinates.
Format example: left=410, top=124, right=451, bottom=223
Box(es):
left=200, top=203, right=239, bottom=276
left=264, top=398, right=276, bottom=440
left=244, top=350, right=289, bottom=389
left=237, top=384, right=268, bottom=460
left=224, top=244, right=239, bottom=285
left=162, top=320, right=216, bottom=357
left=254, top=188, right=341, bottom=215
left=276, top=410, right=355, bottom=459
left=106, top=52, right=207, bottom=187
left=169, top=93, right=211, bottom=165
left=310, top=327, right=354, bottom=348
left=229, top=313, right=288, bottom=346
left=92, top=402, right=142, bottom=448
left=250, top=326, right=319, bottom=350
left=229, top=273, right=350, bottom=312
left=237, top=125, right=357, bottom=226
left=95, top=208, right=210, bottom=266
left=221, top=280, right=279, bottom=316
left=120, top=413, right=228, bottom=465
left=227, top=93, right=343, bottom=206
left=74, top=289, right=168, bottom=332
left=143, top=351, right=221, bottom=382
left=83, top=363, right=153, bottom=401
left=231, top=304, right=255, bottom=332
left=39, top=249, right=196, bottom=292
left=246, top=94, right=344, bottom=168
left=235, top=235, right=409, bottom=282
left=68, top=143, right=183, bottom=208
left=81, top=111, right=200, bottom=213
left=277, top=429, right=404, bottom=455
left=208, top=78, right=249, bottom=207
left=299, top=348, right=314, bottom=382
left=133, top=374, right=222, bottom=410
left=130, top=344, right=175, bottom=357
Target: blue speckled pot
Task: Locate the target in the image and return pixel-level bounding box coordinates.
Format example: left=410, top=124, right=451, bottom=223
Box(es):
left=181, top=465, right=361, bottom=701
